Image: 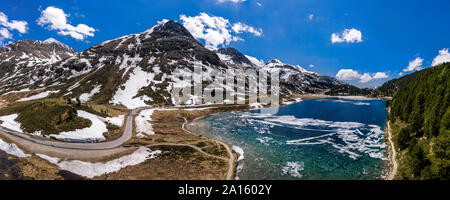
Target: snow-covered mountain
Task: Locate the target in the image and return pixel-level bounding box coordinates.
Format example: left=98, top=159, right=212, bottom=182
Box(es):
left=0, top=20, right=362, bottom=108
left=214, top=48, right=347, bottom=95
left=0, top=38, right=77, bottom=91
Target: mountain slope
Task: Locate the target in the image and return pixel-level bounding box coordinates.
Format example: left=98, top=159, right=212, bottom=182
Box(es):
left=0, top=20, right=369, bottom=109
left=389, top=63, right=449, bottom=179
left=0, top=39, right=77, bottom=92
left=214, top=48, right=352, bottom=95
left=54, top=20, right=228, bottom=108
left=374, top=70, right=422, bottom=97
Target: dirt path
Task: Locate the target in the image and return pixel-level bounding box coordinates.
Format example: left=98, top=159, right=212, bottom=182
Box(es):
left=182, top=117, right=235, bottom=180
left=386, top=117, right=398, bottom=180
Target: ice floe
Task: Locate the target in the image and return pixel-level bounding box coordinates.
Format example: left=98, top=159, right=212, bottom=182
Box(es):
left=135, top=109, right=157, bottom=136
left=100, top=115, right=125, bottom=127
left=239, top=112, right=386, bottom=160
left=110, top=66, right=155, bottom=109
left=282, top=161, right=304, bottom=178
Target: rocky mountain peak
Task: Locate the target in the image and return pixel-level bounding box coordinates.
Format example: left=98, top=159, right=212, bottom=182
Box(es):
left=266, top=58, right=283, bottom=65
left=150, top=20, right=195, bottom=39
left=215, top=47, right=255, bottom=67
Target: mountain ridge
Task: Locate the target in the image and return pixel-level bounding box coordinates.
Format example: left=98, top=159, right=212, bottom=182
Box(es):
left=0, top=20, right=371, bottom=108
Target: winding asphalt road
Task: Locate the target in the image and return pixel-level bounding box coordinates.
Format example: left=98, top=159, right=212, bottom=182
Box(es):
left=386, top=108, right=398, bottom=180
left=0, top=106, right=236, bottom=179
left=0, top=106, right=151, bottom=150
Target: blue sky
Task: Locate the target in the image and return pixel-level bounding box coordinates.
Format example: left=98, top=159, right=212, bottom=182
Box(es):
left=1, top=0, right=449, bottom=87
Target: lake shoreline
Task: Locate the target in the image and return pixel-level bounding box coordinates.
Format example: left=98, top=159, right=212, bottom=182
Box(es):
left=187, top=96, right=390, bottom=180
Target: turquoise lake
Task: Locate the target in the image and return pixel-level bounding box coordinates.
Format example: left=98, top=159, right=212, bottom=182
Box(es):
left=188, top=97, right=389, bottom=180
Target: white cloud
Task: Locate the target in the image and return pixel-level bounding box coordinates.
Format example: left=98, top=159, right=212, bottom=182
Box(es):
left=180, top=13, right=262, bottom=49
left=0, top=12, right=28, bottom=45
left=403, top=57, right=423, bottom=72
left=217, top=0, right=246, bottom=3
left=257, top=2, right=262, bottom=7
left=0, top=28, right=12, bottom=40
left=336, top=69, right=388, bottom=83
left=398, top=72, right=404, bottom=76
left=331, top=28, right=362, bottom=43
left=0, top=12, right=28, bottom=34
left=308, top=14, right=314, bottom=20
left=431, top=48, right=450, bottom=66
left=359, top=73, right=373, bottom=83
left=372, top=72, right=388, bottom=79
left=232, top=22, right=262, bottom=36
left=37, top=6, right=95, bottom=40
left=309, top=64, right=315, bottom=68
left=336, top=69, right=361, bottom=80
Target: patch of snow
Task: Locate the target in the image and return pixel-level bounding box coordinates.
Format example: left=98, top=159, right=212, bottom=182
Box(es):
left=79, top=85, right=101, bottom=103
left=136, top=133, right=147, bottom=138
left=0, top=138, right=31, bottom=158
left=17, top=90, right=59, bottom=102
left=181, top=107, right=216, bottom=111
left=0, top=114, right=23, bottom=133
left=282, top=161, right=304, bottom=178
left=36, top=147, right=161, bottom=178
left=110, top=66, right=155, bottom=109
left=100, top=115, right=125, bottom=127
left=49, top=110, right=108, bottom=143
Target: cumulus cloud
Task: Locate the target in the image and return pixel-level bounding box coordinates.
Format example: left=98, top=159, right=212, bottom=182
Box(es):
left=180, top=13, right=262, bottom=49
left=431, top=48, right=450, bottom=66
left=336, top=69, right=361, bottom=80
left=308, top=14, right=314, bottom=20
left=0, top=12, right=28, bottom=45
left=372, top=72, right=388, bottom=79
left=336, top=69, right=388, bottom=83
left=331, top=28, right=363, bottom=43
left=0, top=12, right=28, bottom=34
left=0, top=28, right=12, bottom=39
left=37, top=6, right=95, bottom=40
left=403, top=57, right=423, bottom=72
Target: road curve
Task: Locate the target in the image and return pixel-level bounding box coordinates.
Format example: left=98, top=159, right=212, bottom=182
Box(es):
left=0, top=106, right=151, bottom=150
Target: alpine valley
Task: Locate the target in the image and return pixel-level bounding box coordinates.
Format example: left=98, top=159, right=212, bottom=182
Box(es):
left=0, top=19, right=447, bottom=181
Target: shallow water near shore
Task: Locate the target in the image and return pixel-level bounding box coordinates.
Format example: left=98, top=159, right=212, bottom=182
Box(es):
left=188, top=98, right=389, bottom=180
